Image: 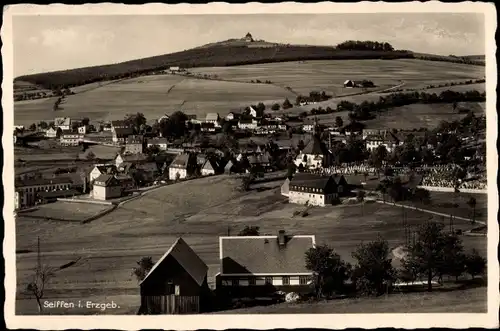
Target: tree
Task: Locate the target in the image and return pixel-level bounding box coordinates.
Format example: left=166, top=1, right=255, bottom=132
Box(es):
left=356, top=190, right=366, bottom=202
left=335, top=116, right=343, bottom=128
left=464, top=249, right=486, bottom=279
left=467, top=197, right=477, bottom=223
left=25, top=237, right=56, bottom=313
left=305, top=245, right=350, bottom=298
left=286, top=162, right=297, bottom=179
left=271, top=103, right=280, bottom=111
left=402, top=221, right=464, bottom=291
left=282, top=98, right=293, bottom=109
left=240, top=174, right=254, bottom=191
left=82, top=117, right=90, bottom=126
left=37, top=121, right=49, bottom=130
left=369, top=145, right=388, bottom=172
left=125, top=113, right=147, bottom=133
left=85, top=151, right=96, bottom=160
left=160, top=111, right=188, bottom=138
left=222, top=121, right=233, bottom=134
left=29, top=123, right=37, bottom=131
left=297, top=139, right=305, bottom=151
left=238, top=225, right=260, bottom=236
left=412, top=188, right=431, bottom=205
left=351, top=238, right=396, bottom=296
left=132, top=257, right=155, bottom=282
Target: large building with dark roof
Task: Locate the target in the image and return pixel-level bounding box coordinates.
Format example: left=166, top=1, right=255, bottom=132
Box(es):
left=216, top=230, right=315, bottom=298
left=15, top=177, right=74, bottom=209
left=288, top=173, right=345, bottom=206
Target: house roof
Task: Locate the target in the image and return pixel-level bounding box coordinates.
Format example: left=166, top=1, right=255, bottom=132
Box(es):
left=289, top=173, right=336, bottom=190
left=302, top=135, right=329, bottom=155
left=206, top=113, right=220, bottom=121
left=220, top=235, right=315, bottom=275
left=239, top=118, right=255, bottom=124
left=93, top=174, right=119, bottom=186
left=118, top=153, right=148, bottom=163
left=147, top=137, right=169, bottom=145
left=169, top=153, right=194, bottom=169
left=37, top=189, right=81, bottom=199
left=15, top=176, right=73, bottom=188
left=202, top=159, right=218, bottom=171
left=111, top=120, right=128, bottom=127
left=141, top=237, right=208, bottom=286
left=114, top=127, right=134, bottom=137
left=94, top=164, right=117, bottom=175
left=201, top=122, right=215, bottom=128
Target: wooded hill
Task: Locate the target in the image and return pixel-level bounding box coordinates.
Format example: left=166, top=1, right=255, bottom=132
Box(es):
left=15, top=39, right=484, bottom=90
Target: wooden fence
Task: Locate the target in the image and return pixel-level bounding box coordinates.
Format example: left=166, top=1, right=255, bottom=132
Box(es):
left=141, top=295, right=200, bottom=314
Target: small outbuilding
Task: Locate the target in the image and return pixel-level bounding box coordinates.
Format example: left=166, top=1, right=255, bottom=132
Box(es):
left=138, top=237, right=210, bottom=314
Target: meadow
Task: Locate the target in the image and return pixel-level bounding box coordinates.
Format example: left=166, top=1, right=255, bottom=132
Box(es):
left=191, top=59, right=485, bottom=95
left=15, top=175, right=486, bottom=314
left=14, top=59, right=484, bottom=127
left=18, top=201, right=113, bottom=222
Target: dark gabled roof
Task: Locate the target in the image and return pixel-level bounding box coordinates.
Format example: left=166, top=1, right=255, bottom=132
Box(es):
left=239, top=118, right=255, bottom=124
left=111, top=120, right=128, bottom=127
left=332, top=174, right=348, bottom=186
left=302, top=135, right=329, bottom=155
left=93, top=174, right=119, bottom=186
left=220, top=235, right=315, bottom=275
left=169, top=153, right=194, bottom=169
left=114, top=127, right=134, bottom=137
left=118, top=153, right=148, bottom=163
left=15, top=177, right=73, bottom=188
left=289, top=173, right=336, bottom=190
left=141, top=237, right=208, bottom=286
left=147, top=137, right=169, bottom=145
left=95, top=164, right=117, bottom=174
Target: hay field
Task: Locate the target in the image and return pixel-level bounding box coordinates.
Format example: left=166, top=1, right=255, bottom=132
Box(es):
left=14, top=59, right=484, bottom=127
left=15, top=175, right=486, bottom=314
left=190, top=59, right=485, bottom=95
left=14, top=74, right=295, bottom=126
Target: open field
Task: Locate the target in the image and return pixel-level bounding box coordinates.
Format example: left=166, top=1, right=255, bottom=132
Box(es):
left=15, top=175, right=486, bottom=314
left=14, top=59, right=484, bottom=127
left=18, top=201, right=113, bottom=222
left=14, top=74, right=295, bottom=126
left=191, top=59, right=484, bottom=95
left=214, top=286, right=487, bottom=314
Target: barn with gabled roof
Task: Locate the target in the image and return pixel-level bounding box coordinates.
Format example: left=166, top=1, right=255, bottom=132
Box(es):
left=138, top=238, right=210, bottom=314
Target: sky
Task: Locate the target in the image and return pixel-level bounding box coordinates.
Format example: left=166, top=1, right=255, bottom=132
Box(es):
left=13, top=13, right=485, bottom=77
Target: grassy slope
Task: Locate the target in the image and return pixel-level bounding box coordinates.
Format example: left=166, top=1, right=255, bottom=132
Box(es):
left=15, top=175, right=486, bottom=314
left=14, top=45, right=413, bottom=89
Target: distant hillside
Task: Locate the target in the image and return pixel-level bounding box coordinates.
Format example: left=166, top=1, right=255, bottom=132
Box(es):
left=14, top=36, right=484, bottom=91
left=14, top=40, right=412, bottom=90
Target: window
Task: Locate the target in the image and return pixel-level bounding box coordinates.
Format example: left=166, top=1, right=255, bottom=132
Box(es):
left=265, top=277, right=273, bottom=285
left=231, top=279, right=239, bottom=287
left=175, top=285, right=180, bottom=296
left=248, top=277, right=256, bottom=286
left=299, top=276, right=309, bottom=285
left=282, top=276, right=290, bottom=285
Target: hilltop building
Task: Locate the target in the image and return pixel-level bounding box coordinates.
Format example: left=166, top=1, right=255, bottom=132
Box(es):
left=244, top=32, right=254, bottom=42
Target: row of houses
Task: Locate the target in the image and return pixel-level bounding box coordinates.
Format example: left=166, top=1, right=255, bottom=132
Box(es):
left=138, top=230, right=316, bottom=314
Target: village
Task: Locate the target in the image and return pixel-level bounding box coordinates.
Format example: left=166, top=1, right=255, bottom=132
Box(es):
left=9, top=19, right=490, bottom=318
left=13, top=88, right=488, bottom=314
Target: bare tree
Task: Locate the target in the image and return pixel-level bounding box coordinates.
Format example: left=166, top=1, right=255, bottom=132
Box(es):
left=25, top=237, right=56, bottom=313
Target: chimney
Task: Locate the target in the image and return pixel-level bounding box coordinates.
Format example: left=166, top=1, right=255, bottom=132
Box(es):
left=278, top=230, right=286, bottom=247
